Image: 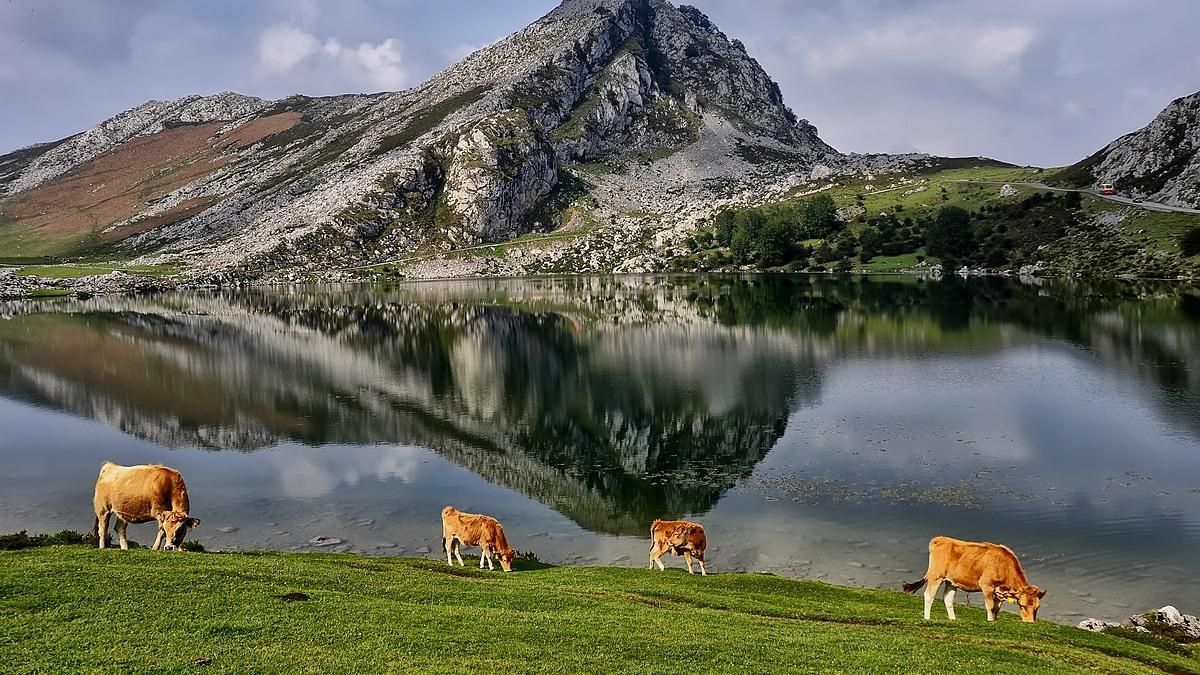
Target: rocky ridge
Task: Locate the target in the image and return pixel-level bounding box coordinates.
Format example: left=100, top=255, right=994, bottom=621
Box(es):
left=1055, top=91, right=1200, bottom=209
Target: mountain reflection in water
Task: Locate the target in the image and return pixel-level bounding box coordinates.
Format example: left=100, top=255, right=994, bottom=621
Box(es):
left=1, top=275, right=1198, bottom=623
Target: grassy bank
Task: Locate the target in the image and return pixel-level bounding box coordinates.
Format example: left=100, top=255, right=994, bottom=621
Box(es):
left=2, top=547, right=1197, bottom=673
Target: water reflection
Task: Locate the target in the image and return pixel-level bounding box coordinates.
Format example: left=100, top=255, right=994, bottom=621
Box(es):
left=1, top=275, right=1198, bottom=622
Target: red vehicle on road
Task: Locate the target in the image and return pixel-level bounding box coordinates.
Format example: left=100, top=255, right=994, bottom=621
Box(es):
left=1100, top=183, right=1116, bottom=195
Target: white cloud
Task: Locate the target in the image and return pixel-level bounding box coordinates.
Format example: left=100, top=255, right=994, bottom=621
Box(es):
left=256, top=23, right=409, bottom=91
left=258, top=24, right=320, bottom=74
left=800, top=20, right=1036, bottom=87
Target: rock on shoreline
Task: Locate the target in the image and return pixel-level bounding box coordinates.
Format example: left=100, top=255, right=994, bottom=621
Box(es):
left=1079, top=605, right=1200, bottom=640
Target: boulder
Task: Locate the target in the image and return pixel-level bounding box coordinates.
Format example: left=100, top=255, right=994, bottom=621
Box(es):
left=1078, top=618, right=1118, bottom=632
left=1129, top=605, right=1200, bottom=639
left=1000, top=184, right=1019, bottom=197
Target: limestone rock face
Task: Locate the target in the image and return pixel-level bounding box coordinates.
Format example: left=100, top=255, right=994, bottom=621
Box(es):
left=444, top=112, right=559, bottom=244
left=1056, top=91, right=1200, bottom=208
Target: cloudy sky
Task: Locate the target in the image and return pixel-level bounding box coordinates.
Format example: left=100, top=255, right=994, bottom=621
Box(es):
left=2, top=0, right=1197, bottom=166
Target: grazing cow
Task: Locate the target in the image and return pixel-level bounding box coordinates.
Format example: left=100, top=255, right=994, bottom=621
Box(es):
left=648, top=519, right=708, bottom=575
left=441, top=506, right=516, bottom=572
left=92, top=462, right=200, bottom=551
left=903, top=536, right=1047, bottom=623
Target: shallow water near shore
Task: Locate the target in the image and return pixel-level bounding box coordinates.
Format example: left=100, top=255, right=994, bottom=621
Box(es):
left=1, top=274, right=1198, bottom=623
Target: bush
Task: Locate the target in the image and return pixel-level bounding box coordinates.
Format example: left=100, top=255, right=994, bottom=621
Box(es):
left=1180, top=227, right=1200, bottom=257
left=925, top=206, right=975, bottom=268
left=0, top=530, right=99, bottom=550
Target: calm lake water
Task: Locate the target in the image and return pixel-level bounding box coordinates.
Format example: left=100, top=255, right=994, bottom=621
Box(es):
left=2, top=274, right=1198, bottom=623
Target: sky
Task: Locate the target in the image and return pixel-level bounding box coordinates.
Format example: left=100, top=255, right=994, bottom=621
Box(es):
left=1, top=0, right=1198, bottom=166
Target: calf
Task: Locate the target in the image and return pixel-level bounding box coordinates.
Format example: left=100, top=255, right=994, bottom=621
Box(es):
left=441, top=506, right=516, bottom=572
left=903, top=536, right=1046, bottom=622
left=648, top=519, right=708, bottom=575
left=92, top=462, right=200, bottom=551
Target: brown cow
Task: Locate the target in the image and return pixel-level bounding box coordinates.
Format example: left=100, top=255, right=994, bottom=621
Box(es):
left=92, top=462, right=200, bottom=551
left=648, top=519, right=708, bottom=575
left=441, top=506, right=516, bottom=572
left=903, top=536, right=1046, bottom=622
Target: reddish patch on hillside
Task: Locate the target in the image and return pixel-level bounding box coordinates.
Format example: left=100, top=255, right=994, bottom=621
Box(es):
left=219, top=111, right=303, bottom=148
left=0, top=112, right=304, bottom=254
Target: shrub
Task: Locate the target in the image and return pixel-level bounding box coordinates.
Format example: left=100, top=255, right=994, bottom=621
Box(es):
left=1180, top=226, right=1200, bottom=257
left=0, top=530, right=99, bottom=550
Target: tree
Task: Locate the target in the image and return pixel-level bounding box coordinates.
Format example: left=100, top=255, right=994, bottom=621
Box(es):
left=925, top=206, right=975, bottom=270
left=859, top=226, right=883, bottom=260
left=802, top=194, right=840, bottom=239
left=814, top=240, right=836, bottom=264
left=713, top=211, right=736, bottom=247
left=1181, top=227, right=1200, bottom=258
left=729, top=210, right=764, bottom=263
left=833, top=233, right=857, bottom=259
left=756, top=218, right=793, bottom=267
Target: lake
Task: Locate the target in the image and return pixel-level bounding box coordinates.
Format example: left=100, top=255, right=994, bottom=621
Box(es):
left=1, top=274, right=1198, bottom=624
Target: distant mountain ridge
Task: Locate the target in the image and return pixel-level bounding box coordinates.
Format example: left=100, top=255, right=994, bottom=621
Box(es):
left=1053, top=90, right=1200, bottom=209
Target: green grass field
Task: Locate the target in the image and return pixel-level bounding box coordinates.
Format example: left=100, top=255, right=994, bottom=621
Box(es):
left=13, top=262, right=183, bottom=280
left=1, top=547, right=1196, bottom=673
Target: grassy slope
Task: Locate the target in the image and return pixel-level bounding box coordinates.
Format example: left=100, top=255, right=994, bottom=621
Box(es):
left=1, top=548, right=1196, bottom=674
left=806, top=165, right=1200, bottom=273
left=13, top=262, right=183, bottom=279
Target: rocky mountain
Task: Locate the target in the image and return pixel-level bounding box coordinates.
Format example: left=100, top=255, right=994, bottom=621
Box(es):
left=0, top=0, right=894, bottom=279
left=1054, top=90, right=1200, bottom=208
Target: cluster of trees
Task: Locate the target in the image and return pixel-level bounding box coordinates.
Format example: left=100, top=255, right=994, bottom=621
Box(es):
left=681, top=190, right=1087, bottom=273
left=702, top=195, right=840, bottom=268
left=926, top=191, right=1081, bottom=271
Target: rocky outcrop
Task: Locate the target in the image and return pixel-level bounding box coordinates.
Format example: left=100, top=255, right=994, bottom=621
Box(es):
left=443, top=112, right=559, bottom=244
left=1054, top=90, right=1200, bottom=208
left=1079, top=605, right=1200, bottom=641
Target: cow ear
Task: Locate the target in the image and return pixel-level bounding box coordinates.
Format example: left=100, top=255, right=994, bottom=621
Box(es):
left=186, top=518, right=201, bottom=528
left=1036, top=588, right=1047, bottom=599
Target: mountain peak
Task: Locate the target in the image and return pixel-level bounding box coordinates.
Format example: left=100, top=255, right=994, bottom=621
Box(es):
left=1, top=0, right=838, bottom=276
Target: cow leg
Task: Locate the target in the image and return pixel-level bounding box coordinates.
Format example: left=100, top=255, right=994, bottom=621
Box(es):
left=96, top=510, right=110, bottom=549
left=649, top=544, right=667, bottom=571
left=453, top=541, right=465, bottom=567
left=697, top=552, right=708, bottom=576
left=445, top=538, right=454, bottom=566
left=923, top=578, right=942, bottom=620
left=152, top=528, right=164, bottom=551
left=479, top=545, right=488, bottom=569
left=115, top=519, right=129, bottom=551
left=943, top=585, right=958, bottom=620
left=683, top=550, right=695, bottom=574
left=981, top=585, right=998, bottom=621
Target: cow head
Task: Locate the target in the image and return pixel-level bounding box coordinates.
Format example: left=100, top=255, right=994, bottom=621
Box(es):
left=498, top=548, right=516, bottom=573
left=669, top=525, right=695, bottom=546
left=997, top=586, right=1047, bottom=622
left=158, top=511, right=200, bottom=551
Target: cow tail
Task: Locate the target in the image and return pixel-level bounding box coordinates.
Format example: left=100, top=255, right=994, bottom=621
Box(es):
left=902, top=578, right=927, bottom=594
left=90, top=516, right=99, bottom=538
